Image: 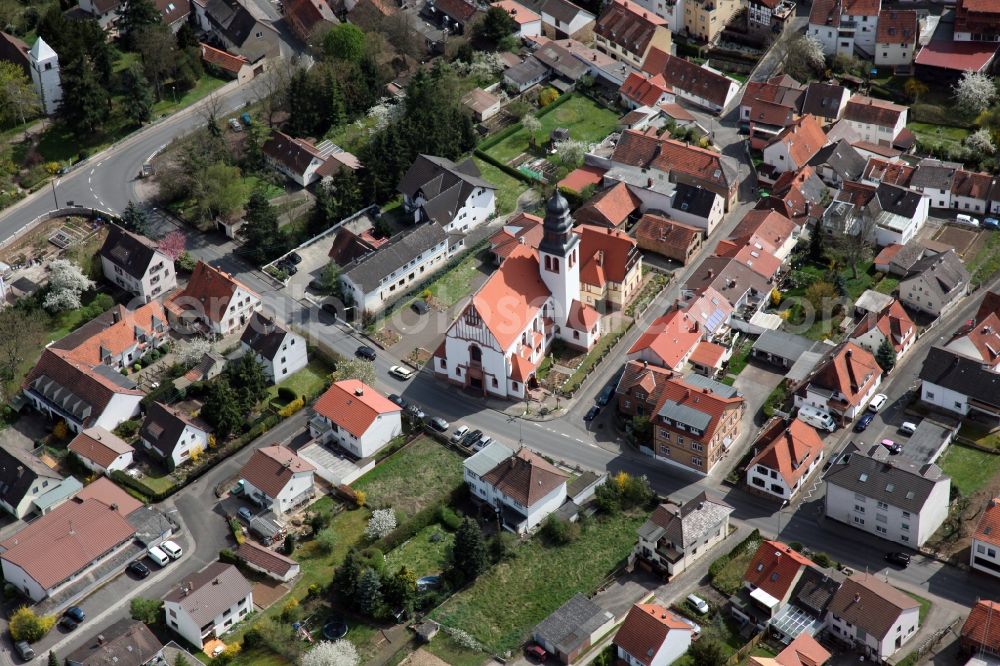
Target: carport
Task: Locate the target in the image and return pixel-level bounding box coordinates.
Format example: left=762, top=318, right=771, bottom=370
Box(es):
left=903, top=418, right=958, bottom=465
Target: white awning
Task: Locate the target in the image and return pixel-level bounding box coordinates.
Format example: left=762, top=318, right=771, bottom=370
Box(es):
left=750, top=586, right=781, bottom=609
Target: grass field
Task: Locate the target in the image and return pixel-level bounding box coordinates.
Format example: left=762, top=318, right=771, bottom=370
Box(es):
left=908, top=122, right=971, bottom=151
left=384, top=524, right=455, bottom=578
left=967, top=231, right=1000, bottom=284
left=432, top=511, right=645, bottom=653
left=265, top=360, right=334, bottom=403
left=484, top=95, right=620, bottom=164
left=354, top=436, right=464, bottom=520
left=938, top=444, right=1000, bottom=495
left=472, top=157, right=528, bottom=214
left=907, top=592, right=932, bottom=624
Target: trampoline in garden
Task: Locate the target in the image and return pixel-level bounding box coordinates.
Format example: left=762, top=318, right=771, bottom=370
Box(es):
left=322, top=618, right=348, bottom=640
left=416, top=576, right=441, bottom=592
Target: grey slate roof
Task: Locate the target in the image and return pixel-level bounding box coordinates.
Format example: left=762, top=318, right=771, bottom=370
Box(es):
left=464, top=441, right=514, bottom=477
left=790, top=565, right=843, bottom=617
left=0, top=445, right=62, bottom=510
left=901, top=249, right=970, bottom=302
left=539, top=0, right=594, bottom=23
left=854, top=289, right=895, bottom=315
left=919, top=346, right=1000, bottom=408
left=824, top=442, right=948, bottom=513
left=639, top=492, right=732, bottom=547
left=533, top=593, right=613, bottom=655
left=801, top=82, right=848, bottom=121
left=100, top=225, right=160, bottom=280
left=341, top=222, right=448, bottom=292
left=65, top=618, right=163, bottom=666
left=672, top=183, right=718, bottom=219
left=682, top=372, right=740, bottom=398
left=910, top=159, right=959, bottom=191
left=533, top=41, right=590, bottom=81
left=240, top=312, right=291, bottom=361
left=505, top=56, right=550, bottom=86
left=398, top=155, right=495, bottom=227
left=141, top=402, right=208, bottom=461
left=753, top=329, right=821, bottom=361
left=876, top=182, right=923, bottom=217
left=808, top=140, right=865, bottom=182
left=659, top=400, right=712, bottom=431
left=163, top=562, right=252, bottom=625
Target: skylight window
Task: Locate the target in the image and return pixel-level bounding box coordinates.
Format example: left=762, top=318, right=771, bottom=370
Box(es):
left=756, top=563, right=764, bottom=572
left=886, top=483, right=895, bottom=492
left=906, top=491, right=915, bottom=499
left=859, top=473, right=868, bottom=482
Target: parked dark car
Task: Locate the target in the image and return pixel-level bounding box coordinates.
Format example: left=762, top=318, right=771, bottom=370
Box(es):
left=584, top=405, right=600, bottom=422
left=885, top=552, right=910, bottom=567
left=321, top=302, right=340, bottom=319
left=287, top=252, right=302, bottom=265
left=524, top=644, right=547, bottom=663
left=462, top=429, right=484, bottom=447
left=128, top=560, right=151, bottom=579
left=65, top=606, right=85, bottom=623
left=854, top=412, right=875, bottom=432
left=596, top=384, right=615, bottom=406
left=427, top=416, right=449, bottom=432
left=411, top=300, right=429, bottom=314
left=355, top=345, right=377, bottom=361
left=388, top=394, right=408, bottom=408
left=59, top=616, right=79, bottom=631
left=238, top=506, right=253, bottom=523
left=14, top=640, right=33, bottom=661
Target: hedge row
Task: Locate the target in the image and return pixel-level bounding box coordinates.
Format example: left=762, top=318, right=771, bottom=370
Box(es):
left=708, top=528, right=761, bottom=581
left=472, top=149, right=539, bottom=186
left=371, top=484, right=469, bottom=554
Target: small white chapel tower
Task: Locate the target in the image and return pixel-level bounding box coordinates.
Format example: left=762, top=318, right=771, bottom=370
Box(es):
left=538, top=190, right=580, bottom=329
left=28, top=37, right=62, bottom=116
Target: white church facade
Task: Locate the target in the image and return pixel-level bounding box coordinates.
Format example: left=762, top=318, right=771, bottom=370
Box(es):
left=433, top=192, right=602, bottom=400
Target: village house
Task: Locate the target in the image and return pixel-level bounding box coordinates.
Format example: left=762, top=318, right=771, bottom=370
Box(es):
left=808, top=0, right=881, bottom=57
left=619, top=71, right=674, bottom=109
left=532, top=594, right=615, bottom=664
left=633, top=214, right=703, bottom=264
left=945, top=311, right=1000, bottom=370
left=576, top=224, right=643, bottom=311
left=574, top=181, right=642, bottom=229
left=239, top=312, right=308, bottom=383
left=954, top=0, right=1000, bottom=41
left=399, top=155, right=496, bottom=232
left=23, top=303, right=168, bottom=433
left=262, top=130, right=360, bottom=188
left=493, top=0, right=543, bottom=36
left=824, top=442, right=951, bottom=546
left=165, top=261, right=262, bottom=336
left=199, top=43, right=256, bottom=83
left=762, top=116, right=828, bottom=180
left=793, top=342, right=882, bottom=424
left=849, top=298, right=915, bottom=360
left=909, top=159, right=958, bottom=209
left=951, top=169, right=996, bottom=214
left=461, top=88, right=503, bottom=121
left=808, top=140, right=866, bottom=188
left=631, top=491, right=732, bottom=577
left=236, top=540, right=300, bottom=583
left=538, top=0, right=596, bottom=39
left=683, top=0, right=741, bottom=42
left=960, top=600, right=1000, bottom=659
left=748, top=0, right=796, bottom=33
left=842, top=95, right=908, bottom=147
left=614, top=604, right=693, bottom=666
left=140, top=402, right=212, bottom=470
left=239, top=445, right=315, bottom=515
left=193, top=0, right=280, bottom=62
left=898, top=249, right=970, bottom=317
left=826, top=573, right=920, bottom=660
left=310, top=380, right=403, bottom=457
left=874, top=9, right=919, bottom=70
left=281, top=0, right=336, bottom=43
left=433, top=193, right=601, bottom=399
left=65, top=619, right=164, bottom=666
left=163, top=562, right=253, bottom=649
left=747, top=417, right=825, bottom=502
left=68, top=427, right=135, bottom=477
left=971, top=498, right=1000, bottom=578
left=748, top=634, right=830, bottom=666
left=731, top=540, right=816, bottom=627
left=919, top=346, right=1000, bottom=422
left=0, top=446, right=66, bottom=519
left=0, top=480, right=142, bottom=601
left=472, top=446, right=569, bottom=533
left=641, top=49, right=740, bottom=114
left=627, top=309, right=703, bottom=371
left=593, top=0, right=672, bottom=68
left=100, top=225, right=177, bottom=303
left=420, top=0, right=480, bottom=36
left=801, top=82, right=851, bottom=124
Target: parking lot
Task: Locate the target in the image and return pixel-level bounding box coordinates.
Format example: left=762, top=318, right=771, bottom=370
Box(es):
left=275, top=234, right=338, bottom=299
left=850, top=408, right=955, bottom=466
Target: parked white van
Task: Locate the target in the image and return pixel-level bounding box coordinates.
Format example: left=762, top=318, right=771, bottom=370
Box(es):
left=797, top=405, right=837, bottom=432
left=956, top=213, right=980, bottom=227
left=147, top=545, right=170, bottom=567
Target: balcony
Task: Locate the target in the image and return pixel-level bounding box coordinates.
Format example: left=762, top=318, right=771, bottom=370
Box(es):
left=309, top=415, right=332, bottom=434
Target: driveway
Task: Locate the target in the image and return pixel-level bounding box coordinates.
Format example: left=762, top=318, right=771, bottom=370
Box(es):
left=711, top=360, right=785, bottom=480
left=282, top=233, right=337, bottom=299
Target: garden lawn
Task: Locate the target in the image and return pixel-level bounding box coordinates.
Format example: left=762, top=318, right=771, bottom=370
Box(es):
left=151, top=74, right=229, bottom=116
left=432, top=511, right=646, bottom=654
left=908, top=122, right=971, bottom=150
left=967, top=230, right=1000, bottom=284
left=265, top=360, right=334, bottom=403
left=472, top=157, right=527, bottom=215
left=424, top=634, right=489, bottom=666
left=394, top=243, right=490, bottom=315
left=938, top=445, right=1000, bottom=495
left=906, top=592, right=932, bottom=624
left=958, top=422, right=1000, bottom=450
left=483, top=95, right=620, bottom=164
left=384, top=524, right=455, bottom=578
left=354, top=436, right=464, bottom=520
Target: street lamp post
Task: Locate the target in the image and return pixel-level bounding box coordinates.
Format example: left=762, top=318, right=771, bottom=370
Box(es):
left=776, top=499, right=789, bottom=537
left=50, top=178, right=60, bottom=209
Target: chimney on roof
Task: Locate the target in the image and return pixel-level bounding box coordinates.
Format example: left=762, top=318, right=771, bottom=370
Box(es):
left=97, top=635, right=105, bottom=644
left=355, top=387, right=364, bottom=396
left=708, top=269, right=714, bottom=278
left=111, top=503, right=119, bottom=511
left=16, top=465, right=22, bottom=478
left=213, top=578, right=220, bottom=585
left=853, top=593, right=861, bottom=603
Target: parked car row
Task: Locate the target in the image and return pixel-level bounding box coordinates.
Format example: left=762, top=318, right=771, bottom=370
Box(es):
left=276, top=252, right=302, bottom=276
left=147, top=539, right=183, bottom=567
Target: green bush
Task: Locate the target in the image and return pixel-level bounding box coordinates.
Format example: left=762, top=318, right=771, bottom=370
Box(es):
left=438, top=506, right=462, bottom=531
left=277, top=386, right=297, bottom=402
left=359, top=546, right=385, bottom=574
left=540, top=515, right=579, bottom=545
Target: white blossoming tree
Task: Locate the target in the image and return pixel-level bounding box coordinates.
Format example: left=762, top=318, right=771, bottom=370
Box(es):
left=966, top=127, right=996, bottom=154
left=300, top=640, right=359, bottom=666
left=43, top=259, right=95, bottom=312
left=174, top=337, right=213, bottom=367
left=954, top=71, right=997, bottom=115
left=365, top=508, right=397, bottom=540
left=553, top=140, right=588, bottom=168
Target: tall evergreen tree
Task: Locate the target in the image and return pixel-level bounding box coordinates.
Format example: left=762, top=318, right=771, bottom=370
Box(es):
left=356, top=568, right=383, bottom=617
left=226, top=353, right=269, bottom=412
left=451, top=518, right=488, bottom=582
left=286, top=69, right=324, bottom=137
left=119, top=0, right=163, bottom=48
left=876, top=337, right=897, bottom=373
left=239, top=190, right=289, bottom=266
left=201, top=380, right=242, bottom=439
left=121, top=64, right=155, bottom=125
left=176, top=22, right=199, bottom=50
left=60, top=57, right=110, bottom=133
left=120, top=201, right=151, bottom=236
left=333, top=549, right=364, bottom=602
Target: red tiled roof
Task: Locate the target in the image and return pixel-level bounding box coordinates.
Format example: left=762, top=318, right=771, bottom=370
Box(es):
left=313, top=380, right=401, bottom=438
left=240, top=445, right=314, bottom=499
left=962, top=599, right=1000, bottom=652
left=876, top=9, right=918, bottom=44
left=575, top=182, right=641, bottom=228
left=634, top=214, right=702, bottom=251
left=237, top=540, right=298, bottom=577
left=689, top=340, right=726, bottom=368
left=839, top=180, right=878, bottom=206
left=851, top=300, right=914, bottom=354
left=653, top=372, right=744, bottom=441
left=156, top=0, right=190, bottom=24
left=595, top=0, right=666, bottom=58
left=76, top=477, right=144, bottom=516
left=843, top=0, right=879, bottom=14
left=567, top=299, right=600, bottom=331
left=974, top=497, right=1000, bottom=548
left=952, top=169, right=996, bottom=199
left=558, top=165, right=605, bottom=193
left=628, top=310, right=701, bottom=369
left=844, top=95, right=906, bottom=128
left=726, top=209, right=797, bottom=253
left=768, top=115, right=827, bottom=166
left=961, top=312, right=1000, bottom=365
left=283, top=0, right=336, bottom=39
left=864, top=158, right=914, bottom=187
left=612, top=129, right=734, bottom=186
left=200, top=43, right=249, bottom=74
left=977, top=290, right=1000, bottom=322
left=809, top=0, right=840, bottom=26
left=433, top=0, right=478, bottom=21
left=808, top=342, right=881, bottom=408
left=614, top=604, right=691, bottom=666
left=773, top=633, right=831, bottom=666
left=731, top=244, right=782, bottom=279
left=577, top=224, right=638, bottom=285
left=490, top=213, right=544, bottom=261
left=68, top=427, right=134, bottom=470
left=617, top=359, right=675, bottom=408
left=166, top=261, right=258, bottom=325
left=743, top=539, right=816, bottom=602
left=659, top=102, right=696, bottom=122
left=467, top=244, right=551, bottom=351
left=750, top=99, right=796, bottom=128
left=494, top=0, right=541, bottom=23
left=481, top=447, right=567, bottom=506
left=748, top=419, right=824, bottom=489
left=874, top=243, right=903, bottom=266
left=914, top=40, right=999, bottom=73
left=642, top=49, right=736, bottom=107
left=620, top=72, right=672, bottom=107
left=0, top=497, right=136, bottom=590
